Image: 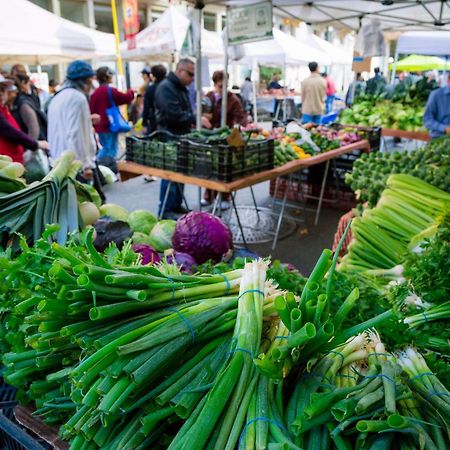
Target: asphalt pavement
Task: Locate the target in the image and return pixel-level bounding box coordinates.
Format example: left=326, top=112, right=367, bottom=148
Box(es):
left=103, top=176, right=343, bottom=276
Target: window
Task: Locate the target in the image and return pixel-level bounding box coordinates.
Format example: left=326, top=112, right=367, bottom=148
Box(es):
left=60, top=0, right=87, bottom=25
left=30, top=0, right=50, bottom=10
left=94, top=4, right=113, bottom=33
left=204, top=12, right=216, bottom=32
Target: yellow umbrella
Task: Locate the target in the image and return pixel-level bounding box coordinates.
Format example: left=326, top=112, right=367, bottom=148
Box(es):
left=390, top=54, right=447, bottom=71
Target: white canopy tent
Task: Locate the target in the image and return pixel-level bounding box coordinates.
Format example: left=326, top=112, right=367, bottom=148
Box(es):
left=120, top=6, right=190, bottom=62
left=235, top=27, right=331, bottom=66
left=212, top=1, right=450, bottom=32
left=0, top=0, right=115, bottom=65
left=396, top=31, right=450, bottom=56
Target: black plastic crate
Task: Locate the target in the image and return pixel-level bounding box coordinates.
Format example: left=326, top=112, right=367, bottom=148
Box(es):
left=125, top=131, right=187, bottom=173
left=180, top=139, right=274, bottom=182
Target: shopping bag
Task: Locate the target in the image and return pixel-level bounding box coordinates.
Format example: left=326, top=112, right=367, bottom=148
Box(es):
left=106, top=87, right=132, bottom=133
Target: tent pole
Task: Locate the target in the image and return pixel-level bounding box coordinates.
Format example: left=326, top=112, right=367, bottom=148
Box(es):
left=193, top=6, right=203, bottom=131
left=221, top=24, right=229, bottom=128
left=111, top=0, right=127, bottom=117
left=390, top=49, right=398, bottom=85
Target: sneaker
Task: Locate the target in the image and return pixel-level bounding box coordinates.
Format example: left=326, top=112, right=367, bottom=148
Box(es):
left=172, top=205, right=191, bottom=214
left=219, top=201, right=230, bottom=211
left=200, top=199, right=211, bottom=207
left=143, top=176, right=156, bottom=183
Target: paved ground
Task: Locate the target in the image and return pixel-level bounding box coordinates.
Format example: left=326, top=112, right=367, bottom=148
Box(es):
left=103, top=176, right=343, bottom=275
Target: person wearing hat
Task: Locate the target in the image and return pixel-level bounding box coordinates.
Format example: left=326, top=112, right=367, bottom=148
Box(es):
left=139, top=67, right=151, bottom=96
left=89, top=66, right=134, bottom=160
left=47, top=60, right=97, bottom=181
left=0, top=75, right=49, bottom=163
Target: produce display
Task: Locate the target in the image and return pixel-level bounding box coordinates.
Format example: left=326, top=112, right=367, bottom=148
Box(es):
left=345, top=137, right=449, bottom=206
left=0, top=129, right=449, bottom=449
left=0, top=152, right=101, bottom=248
left=273, top=125, right=366, bottom=167
left=340, top=77, right=437, bottom=131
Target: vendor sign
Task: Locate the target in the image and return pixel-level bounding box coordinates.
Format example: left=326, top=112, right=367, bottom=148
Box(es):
left=228, top=1, right=272, bottom=46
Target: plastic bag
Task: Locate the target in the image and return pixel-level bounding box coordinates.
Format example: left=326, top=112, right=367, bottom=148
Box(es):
left=24, top=149, right=50, bottom=183
left=285, top=122, right=321, bottom=153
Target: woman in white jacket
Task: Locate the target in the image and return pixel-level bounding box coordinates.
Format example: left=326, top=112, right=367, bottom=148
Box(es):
left=47, top=60, right=97, bottom=181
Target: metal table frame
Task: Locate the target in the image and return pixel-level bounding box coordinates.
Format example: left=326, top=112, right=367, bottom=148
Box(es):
left=118, top=139, right=370, bottom=250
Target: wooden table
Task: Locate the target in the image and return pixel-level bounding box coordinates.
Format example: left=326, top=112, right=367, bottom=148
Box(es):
left=118, top=140, right=370, bottom=248
left=381, top=128, right=430, bottom=141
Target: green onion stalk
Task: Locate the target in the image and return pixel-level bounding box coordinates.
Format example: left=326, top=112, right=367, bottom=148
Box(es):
left=167, top=259, right=269, bottom=450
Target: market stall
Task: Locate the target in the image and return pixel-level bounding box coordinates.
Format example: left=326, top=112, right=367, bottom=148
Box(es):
left=0, top=0, right=115, bottom=64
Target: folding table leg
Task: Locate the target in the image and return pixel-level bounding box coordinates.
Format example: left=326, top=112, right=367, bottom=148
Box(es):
left=249, top=186, right=260, bottom=221
left=198, top=187, right=202, bottom=210
left=272, top=173, right=292, bottom=250
left=314, top=160, right=330, bottom=226
left=231, top=193, right=248, bottom=248
left=159, top=181, right=172, bottom=220
left=211, top=192, right=222, bottom=216
left=176, top=183, right=190, bottom=211
left=271, top=177, right=280, bottom=212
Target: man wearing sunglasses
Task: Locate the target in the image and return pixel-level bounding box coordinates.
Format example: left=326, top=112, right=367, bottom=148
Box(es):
left=154, top=59, right=209, bottom=218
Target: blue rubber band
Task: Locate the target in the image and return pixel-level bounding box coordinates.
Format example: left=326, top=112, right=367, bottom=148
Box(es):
left=363, top=373, right=395, bottom=384
left=411, top=372, right=434, bottom=381
left=327, top=350, right=345, bottom=369
left=221, top=274, right=231, bottom=294
left=336, top=373, right=358, bottom=380
left=166, top=307, right=195, bottom=344
left=167, top=276, right=176, bottom=304
left=426, top=391, right=450, bottom=401
left=422, top=310, right=429, bottom=323
left=367, top=352, right=392, bottom=358
left=238, top=289, right=265, bottom=301
left=274, top=335, right=289, bottom=340
left=239, top=417, right=287, bottom=447
left=228, top=347, right=254, bottom=358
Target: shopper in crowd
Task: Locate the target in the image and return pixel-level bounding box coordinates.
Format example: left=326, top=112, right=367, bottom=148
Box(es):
left=423, top=78, right=450, bottom=138
left=42, top=79, right=59, bottom=113
left=47, top=60, right=97, bottom=183
left=139, top=67, right=152, bottom=96
left=154, top=58, right=209, bottom=218
left=12, top=74, right=47, bottom=141
left=128, top=93, right=144, bottom=125
left=142, top=64, right=167, bottom=134
left=365, top=67, right=387, bottom=96
left=203, top=70, right=247, bottom=129
left=89, top=66, right=134, bottom=160
left=301, top=61, right=327, bottom=124
left=10, top=64, right=41, bottom=108
left=345, top=72, right=365, bottom=106
left=322, top=72, right=337, bottom=114
left=268, top=73, right=283, bottom=91
left=240, top=76, right=253, bottom=112
left=0, top=75, right=48, bottom=163
left=201, top=70, right=247, bottom=210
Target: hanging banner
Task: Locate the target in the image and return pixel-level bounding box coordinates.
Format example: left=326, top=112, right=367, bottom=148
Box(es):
left=122, top=0, right=140, bottom=50
left=228, top=1, right=273, bottom=46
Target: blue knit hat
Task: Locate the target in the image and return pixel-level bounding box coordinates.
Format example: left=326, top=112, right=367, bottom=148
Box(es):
left=66, top=60, right=95, bottom=80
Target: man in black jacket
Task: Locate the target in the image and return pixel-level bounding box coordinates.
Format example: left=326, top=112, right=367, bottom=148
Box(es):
left=142, top=64, right=167, bottom=134
left=154, top=59, right=210, bottom=218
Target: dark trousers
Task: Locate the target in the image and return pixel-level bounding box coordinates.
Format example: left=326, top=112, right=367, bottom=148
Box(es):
left=159, top=179, right=183, bottom=215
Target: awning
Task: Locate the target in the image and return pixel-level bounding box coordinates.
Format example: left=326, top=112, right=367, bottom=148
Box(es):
left=390, top=54, right=448, bottom=71
left=0, top=0, right=115, bottom=65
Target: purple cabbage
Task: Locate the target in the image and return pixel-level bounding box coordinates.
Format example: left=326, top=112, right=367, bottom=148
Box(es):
left=172, top=211, right=233, bottom=264
left=166, top=251, right=197, bottom=273
left=131, top=244, right=161, bottom=265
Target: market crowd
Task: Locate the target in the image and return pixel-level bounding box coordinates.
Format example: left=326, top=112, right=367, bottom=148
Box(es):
left=1, top=58, right=449, bottom=218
